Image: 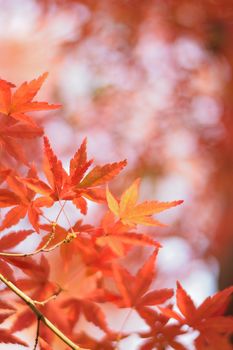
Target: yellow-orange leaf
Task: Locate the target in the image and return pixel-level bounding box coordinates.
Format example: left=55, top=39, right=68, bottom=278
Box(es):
left=107, top=179, right=183, bottom=227
left=106, top=186, right=119, bottom=216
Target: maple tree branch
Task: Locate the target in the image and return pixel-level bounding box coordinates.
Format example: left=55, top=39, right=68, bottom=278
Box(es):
left=0, top=223, right=56, bottom=257
left=0, top=273, right=89, bottom=350
left=0, top=234, right=76, bottom=258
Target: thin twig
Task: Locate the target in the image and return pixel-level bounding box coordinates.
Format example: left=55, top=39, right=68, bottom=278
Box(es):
left=55, top=200, right=66, bottom=223
left=0, top=223, right=57, bottom=257
left=41, top=213, right=52, bottom=224
left=58, top=198, right=75, bottom=234
left=0, top=231, right=76, bottom=257
left=0, top=273, right=89, bottom=350
left=33, top=316, right=41, bottom=350
left=115, top=308, right=133, bottom=349
left=34, top=285, right=62, bottom=306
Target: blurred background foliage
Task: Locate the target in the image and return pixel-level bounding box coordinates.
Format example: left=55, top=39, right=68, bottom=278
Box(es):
left=1, top=0, right=233, bottom=307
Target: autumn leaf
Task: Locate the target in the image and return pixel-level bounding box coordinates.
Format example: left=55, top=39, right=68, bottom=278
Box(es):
left=0, top=167, right=52, bottom=232
left=106, top=179, right=183, bottom=227
left=0, top=296, right=27, bottom=347
left=73, top=332, right=119, bottom=350
left=0, top=330, right=28, bottom=347
left=66, top=137, right=127, bottom=210
left=8, top=255, right=57, bottom=302
left=159, top=282, right=233, bottom=349
left=112, top=250, right=173, bottom=308
left=0, top=188, right=20, bottom=208
left=0, top=230, right=33, bottom=282
left=0, top=229, right=34, bottom=251
left=0, top=73, right=61, bottom=125
left=21, top=136, right=127, bottom=214
left=0, top=74, right=60, bottom=163
left=95, top=212, right=161, bottom=256
left=61, top=298, right=111, bottom=334
left=0, top=114, right=43, bottom=165
left=138, top=308, right=186, bottom=350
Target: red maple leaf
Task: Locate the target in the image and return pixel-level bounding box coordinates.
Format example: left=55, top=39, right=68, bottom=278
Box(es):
left=159, top=282, right=233, bottom=349
left=0, top=230, right=33, bottom=282
left=112, top=250, right=173, bottom=308
left=73, top=332, right=122, bottom=350
left=0, top=74, right=60, bottom=164
left=61, top=298, right=111, bottom=334
left=138, top=307, right=186, bottom=350
left=0, top=296, right=27, bottom=347
left=0, top=167, right=53, bottom=232
left=21, top=136, right=127, bottom=214
left=94, top=211, right=161, bottom=257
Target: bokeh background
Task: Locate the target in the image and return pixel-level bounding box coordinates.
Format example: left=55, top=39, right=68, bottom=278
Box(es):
left=1, top=0, right=233, bottom=348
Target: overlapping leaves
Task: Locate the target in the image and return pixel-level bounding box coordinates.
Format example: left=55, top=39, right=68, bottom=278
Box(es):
left=159, top=282, right=233, bottom=349
left=0, top=73, right=60, bottom=163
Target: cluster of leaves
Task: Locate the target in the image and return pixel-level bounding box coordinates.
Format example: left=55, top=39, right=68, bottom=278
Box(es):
left=0, top=75, right=232, bottom=350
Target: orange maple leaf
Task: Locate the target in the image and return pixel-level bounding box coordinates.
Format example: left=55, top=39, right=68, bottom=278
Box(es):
left=106, top=179, right=183, bottom=227
left=0, top=73, right=61, bottom=126
left=0, top=74, right=60, bottom=164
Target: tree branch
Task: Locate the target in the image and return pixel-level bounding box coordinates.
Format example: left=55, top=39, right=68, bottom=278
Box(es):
left=0, top=273, right=89, bottom=350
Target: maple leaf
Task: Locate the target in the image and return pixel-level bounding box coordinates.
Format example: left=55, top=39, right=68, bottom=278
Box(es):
left=0, top=122, right=43, bottom=154
left=12, top=300, right=89, bottom=350
left=0, top=329, right=28, bottom=347
left=64, top=137, right=127, bottom=210
left=0, top=188, right=20, bottom=208
left=0, top=73, right=61, bottom=125
left=73, top=332, right=121, bottom=350
left=138, top=307, right=186, bottom=350
left=0, top=298, right=27, bottom=347
left=10, top=255, right=55, bottom=298
left=0, top=167, right=52, bottom=232
left=112, top=250, right=173, bottom=308
left=159, top=282, right=233, bottom=349
left=106, top=178, right=183, bottom=227
left=61, top=298, right=111, bottom=334
left=0, top=230, right=33, bottom=282
left=21, top=136, right=127, bottom=214
left=0, top=74, right=60, bottom=163
left=0, top=238, right=56, bottom=295
left=0, top=229, right=34, bottom=251
left=94, top=211, right=161, bottom=257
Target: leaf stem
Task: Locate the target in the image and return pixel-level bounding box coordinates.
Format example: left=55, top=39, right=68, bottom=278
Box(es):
left=0, top=273, right=89, bottom=350
left=33, top=316, right=41, bottom=350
